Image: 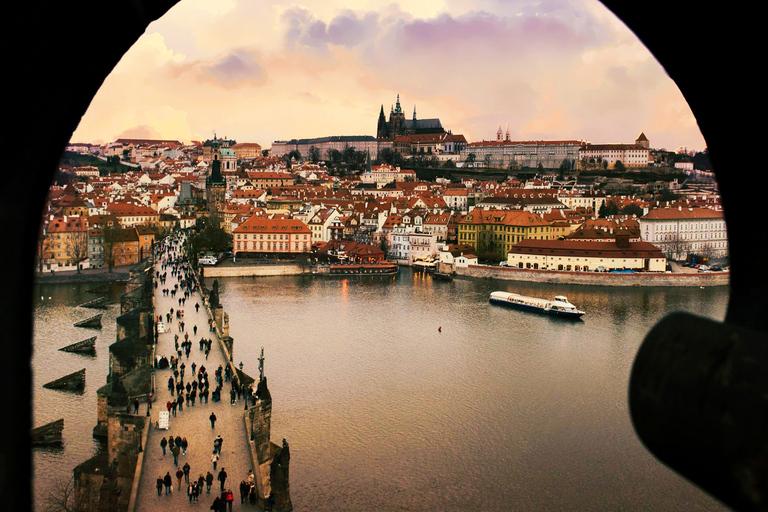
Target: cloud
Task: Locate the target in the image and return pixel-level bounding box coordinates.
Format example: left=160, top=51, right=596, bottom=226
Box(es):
left=280, top=7, right=379, bottom=52
left=116, top=125, right=164, bottom=140
left=203, top=49, right=268, bottom=87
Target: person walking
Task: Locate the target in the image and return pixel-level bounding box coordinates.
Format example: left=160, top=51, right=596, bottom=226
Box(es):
left=171, top=444, right=180, bottom=466
left=209, top=411, right=217, bottom=429
left=183, top=462, right=191, bottom=483
left=224, top=489, right=234, bottom=512
left=156, top=476, right=163, bottom=496
left=182, top=437, right=188, bottom=455
left=211, top=451, right=219, bottom=471
left=206, top=471, right=214, bottom=494
left=176, top=467, right=184, bottom=490
left=239, top=480, right=248, bottom=504
left=217, top=467, right=228, bottom=492
left=160, top=436, right=168, bottom=455
left=163, top=472, right=172, bottom=495
left=198, top=474, right=206, bottom=496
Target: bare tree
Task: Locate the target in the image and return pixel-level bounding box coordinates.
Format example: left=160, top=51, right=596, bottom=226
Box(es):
left=659, top=232, right=690, bottom=261
left=42, top=475, right=90, bottom=512
left=102, top=223, right=120, bottom=272
left=36, top=226, right=53, bottom=273
left=66, top=230, right=89, bottom=273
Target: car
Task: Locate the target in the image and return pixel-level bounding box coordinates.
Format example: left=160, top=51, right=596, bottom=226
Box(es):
left=199, top=256, right=217, bottom=266
left=698, top=265, right=709, bottom=272
left=709, top=266, right=722, bottom=272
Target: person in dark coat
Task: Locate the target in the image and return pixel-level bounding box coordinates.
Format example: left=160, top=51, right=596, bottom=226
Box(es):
left=206, top=471, right=214, bottom=493
left=183, top=462, right=191, bottom=483
left=209, top=411, right=217, bottom=429
left=210, top=496, right=223, bottom=512
left=160, top=436, right=168, bottom=455
left=163, top=472, right=172, bottom=495
left=217, top=467, right=227, bottom=491
left=156, top=476, right=163, bottom=496
left=239, top=480, right=248, bottom=503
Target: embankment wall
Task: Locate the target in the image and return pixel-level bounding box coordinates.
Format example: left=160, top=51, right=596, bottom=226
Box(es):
left=457, top=265, right=730, bottom=287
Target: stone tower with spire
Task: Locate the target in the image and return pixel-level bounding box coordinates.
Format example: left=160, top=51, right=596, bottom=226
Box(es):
left=376, top=93, right=445, bottom=140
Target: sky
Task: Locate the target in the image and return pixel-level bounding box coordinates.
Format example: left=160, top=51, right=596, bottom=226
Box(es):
left=70, top=0, right=707, bottom=152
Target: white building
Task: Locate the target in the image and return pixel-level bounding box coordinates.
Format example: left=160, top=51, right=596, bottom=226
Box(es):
left=639, top=206, right=728, bottom=260
left=579, top=133, right=651, bottom=169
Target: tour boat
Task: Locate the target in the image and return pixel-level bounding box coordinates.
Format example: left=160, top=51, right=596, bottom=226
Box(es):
left=489, top=291, right=585, bottom=319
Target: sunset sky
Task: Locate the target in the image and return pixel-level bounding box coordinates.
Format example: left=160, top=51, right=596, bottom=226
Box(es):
left=71, top=0, right=707, bottom=152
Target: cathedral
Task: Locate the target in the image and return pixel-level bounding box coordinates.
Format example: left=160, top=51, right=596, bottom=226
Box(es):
left=376, top=94, right=446, bottom=140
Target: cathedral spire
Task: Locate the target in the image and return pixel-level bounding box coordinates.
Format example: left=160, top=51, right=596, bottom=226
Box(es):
left=413, top=105, right=417, bottom=121
left=395, top=93, right=402, bottom=114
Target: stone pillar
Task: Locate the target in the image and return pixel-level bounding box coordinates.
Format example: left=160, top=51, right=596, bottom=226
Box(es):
left=270, top=439, right=293, bottom=512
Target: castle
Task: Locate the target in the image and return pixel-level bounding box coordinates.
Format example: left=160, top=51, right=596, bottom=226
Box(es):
left=376, top=94, right=446, bottom=140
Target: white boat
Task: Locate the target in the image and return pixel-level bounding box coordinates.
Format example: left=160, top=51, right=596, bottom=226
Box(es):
left=489, top=291, right=585, bottom=319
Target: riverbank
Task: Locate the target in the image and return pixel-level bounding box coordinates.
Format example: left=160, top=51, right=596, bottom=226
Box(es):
left=33, top=267, right=136, bottom=284
left=456, top=264, right=730, bottom=287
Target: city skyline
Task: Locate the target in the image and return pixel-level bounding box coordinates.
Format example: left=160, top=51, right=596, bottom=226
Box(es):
left=71, top=0, right=706, bottom=152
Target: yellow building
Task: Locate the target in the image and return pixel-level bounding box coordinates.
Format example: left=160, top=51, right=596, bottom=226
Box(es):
left=457, top=208, right=552, bottom=261
left=41, top=215, right=89, bottom=270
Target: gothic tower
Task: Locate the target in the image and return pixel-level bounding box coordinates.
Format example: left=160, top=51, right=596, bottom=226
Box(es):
left=206, top=139, right=226, bottom=218
left=390, top=94, right=405, bottom=135
left=376, top=105, right=389, bottom=139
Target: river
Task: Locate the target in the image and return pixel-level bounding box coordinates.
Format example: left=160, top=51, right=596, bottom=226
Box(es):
left=32, top=269, right=729, bottom=511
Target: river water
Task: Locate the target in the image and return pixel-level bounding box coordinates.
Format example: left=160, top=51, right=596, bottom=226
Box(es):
left=32, top=270, right=729, bottom=511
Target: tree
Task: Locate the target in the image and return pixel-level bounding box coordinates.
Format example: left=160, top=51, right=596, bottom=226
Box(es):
left=659, top=231, right=690, bottom=262
left=308, top=146, right=320, bottom=164
left=614, top=160, right=626, bottom=173
left=466, top=153, right=476, bottom=166
left=483, top=154, right=492, bottom=168
left=36, top=226, right=52, bottom=273
left=598, top=200, right=620, bottom=218
left=66, top=230, right=89, bottom=273
left=621, top=204, right=644, bottom=217
left=326, top=149, right=343, bottom=166
left=42, top=475, right=90, bottom=512
left=101, top=221, right=120, bottom=272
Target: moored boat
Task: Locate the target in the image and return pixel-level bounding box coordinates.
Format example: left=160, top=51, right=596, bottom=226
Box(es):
left=489, top=291, right=585, bottom=319
left=326, top=262, right=398, bottom=275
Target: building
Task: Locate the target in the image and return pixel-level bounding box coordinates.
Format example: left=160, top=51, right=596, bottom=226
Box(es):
left=457, top=208, right=553, bottom=261
left=461, top=139, right=582, bottom=169
left=232, top=142, right=263, bottom=160
left=233, top=215, right=312, bottom=256
left=438, top=244, right=478, bottom=269
left=271, top=135, right=383, bottom=159
left=505, top=236, right=667, bottom=272
left=376, top=94, right=446, bottom=140
left=639, top=206, right=728, bottom=260
left=41, top=214, right=89, bottom=271
left=206, top=139, right=227, bottom=217
left=580, top=133, right=651, bottom=169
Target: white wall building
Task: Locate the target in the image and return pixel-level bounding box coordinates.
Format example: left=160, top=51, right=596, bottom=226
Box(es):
left=639, top=206, right=728, bottom=260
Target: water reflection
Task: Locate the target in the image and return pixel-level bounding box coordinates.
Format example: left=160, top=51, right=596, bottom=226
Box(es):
left=216, top=268, right=728, bottom=512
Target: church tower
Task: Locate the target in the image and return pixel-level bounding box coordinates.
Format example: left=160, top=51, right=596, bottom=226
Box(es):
left=206, top=138, right=226, bottom=218
left=390, top=94, right=405, bottom=135
left=377, top=105, right=389, bottom=139
left=497, top=125, right=503, bottom=142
